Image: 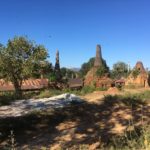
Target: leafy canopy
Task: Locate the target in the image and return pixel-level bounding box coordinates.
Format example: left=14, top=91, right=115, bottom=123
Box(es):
left=111, top=61, right=129, bottom=79
left=0, top=36, right=48, bottom=97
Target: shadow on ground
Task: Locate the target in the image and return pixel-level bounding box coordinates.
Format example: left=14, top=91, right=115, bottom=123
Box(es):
left=0, top=95, right=150, bottom=149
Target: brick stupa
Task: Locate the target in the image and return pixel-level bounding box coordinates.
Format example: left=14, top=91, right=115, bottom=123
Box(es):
left=84, top=45, right=112, bottom=88
left=125, top=61, right=149, bottom=87
left=94, top=45, right=103, bottom=67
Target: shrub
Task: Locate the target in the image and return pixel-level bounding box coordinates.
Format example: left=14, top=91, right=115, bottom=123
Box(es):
left=36, top=89, right=63, bottom=99
left=132, top=69, right=140, bottom=78
left=106, top=122, right=150, bottom=150
left=0, top=92, right=16, bottom=106
left=49, top=72, right=57, bottom=82
left=97, top=87, right=108, bottom=91
left=96, top=66, right=108, bottom=77
left=81, top=86, right=96, bottom=95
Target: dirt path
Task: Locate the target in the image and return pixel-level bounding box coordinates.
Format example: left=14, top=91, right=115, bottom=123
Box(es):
left=82, top=87, right=150, bottom=104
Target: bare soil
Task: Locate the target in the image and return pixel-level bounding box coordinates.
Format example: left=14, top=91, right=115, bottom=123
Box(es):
left=0, top=88, right=150, bottom=149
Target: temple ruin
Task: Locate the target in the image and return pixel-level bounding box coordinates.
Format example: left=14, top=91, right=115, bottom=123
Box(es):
left=94, top=45, right=103, bottom=67
left=55, top=50, right=60, bottom=71
left=125, top=61, right=149, bottom=87
left=54, top=50, right=62, bottom=81
left=84, top=45, right=113, bottom=88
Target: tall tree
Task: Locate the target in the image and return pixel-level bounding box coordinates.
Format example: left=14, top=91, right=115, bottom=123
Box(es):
left=111, top=61, right=129, bottom=79
left=0, top=36, right=48, bottom=97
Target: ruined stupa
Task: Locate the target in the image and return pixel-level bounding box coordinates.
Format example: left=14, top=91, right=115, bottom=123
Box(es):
left=125, top=61, right=149, bottom=87
left=55, top=50, right=60, bottom=71
left=54, top=50, right=62, bottom=81
left=84, top=45, right=112, bottom=88
left=94, top=45, right=103, bottom=67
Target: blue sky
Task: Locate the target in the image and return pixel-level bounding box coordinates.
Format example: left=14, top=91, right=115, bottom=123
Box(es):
left=0, top=0, right=150, bottom=69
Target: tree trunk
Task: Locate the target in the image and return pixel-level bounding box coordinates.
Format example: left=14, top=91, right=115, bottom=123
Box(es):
left=13, top=81, right=22, bottom=99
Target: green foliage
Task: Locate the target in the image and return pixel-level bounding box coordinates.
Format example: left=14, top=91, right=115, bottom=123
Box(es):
left=79, top=57, right=95, bottom=77
left=101, top=59, right=110, bottom=73
left=36, top=89, right=63, bottom=99
left=0, top=36, right=48, bottom=97
left=32, top=61, right=52, bottom=78
left=0, top=92, right=16, bottom=106
left=49, top=67, right=77, bottom=83
left=60, top=67, right=76, bottom=79
left=79, top=57, right=109, bottom=77
left=0, top=91, right=40, bottom=106
left=111, top=61, right=129, bottom=79
left=98, top=87, right=108, bottom=91
left=96, top=65, right=108, bottom=77
left=49, top=72, right=57, bottom=82
left=80, top=86, right=96, bottom=95
left=132, top=68, right=140, bottom=78
left=128, top=90, right=150, bottom=101
left=63, top=86, right=97, bottom=95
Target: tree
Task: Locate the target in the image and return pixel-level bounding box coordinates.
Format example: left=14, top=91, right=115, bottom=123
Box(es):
left=80, top=57, right=109, bottom=77
left=0, top=36, right=48, bottom=98
left=60, top=67, right=76, bottom=79
left=80, top=57, right=95, bottom=77
left=111, top=61, right=129, bottom=79
left=32, top=60, right=52, bottom=78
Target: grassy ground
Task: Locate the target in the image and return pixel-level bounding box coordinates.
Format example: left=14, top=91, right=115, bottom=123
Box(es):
left=0, top=86, right=107, bottom=106
left=0, top=90, right=150, bottom=149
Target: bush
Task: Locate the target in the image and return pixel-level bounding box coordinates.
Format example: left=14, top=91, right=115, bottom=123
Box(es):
left=97, top=87, right=108, bottom=91
left=0, top=91, right=41, bottom=106
left=80, top=86, right=96, bottom=95
left=0, top=92, right=16, bottom=106
left=36, top=89, right=63, bottom=99
left=132, top=69, right=140, bottom=78
left=96, top=66, right=108, bottom=77
left=49, top=72, right=57, bottom=82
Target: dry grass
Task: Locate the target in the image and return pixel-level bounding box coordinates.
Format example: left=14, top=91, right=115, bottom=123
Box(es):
left=0, top=92, right=150, bottom=149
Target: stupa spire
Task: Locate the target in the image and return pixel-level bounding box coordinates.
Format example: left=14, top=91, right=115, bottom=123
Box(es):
left=94, top=44, right=103, bottom=67
left=55, top=49, right=60, bottom=70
